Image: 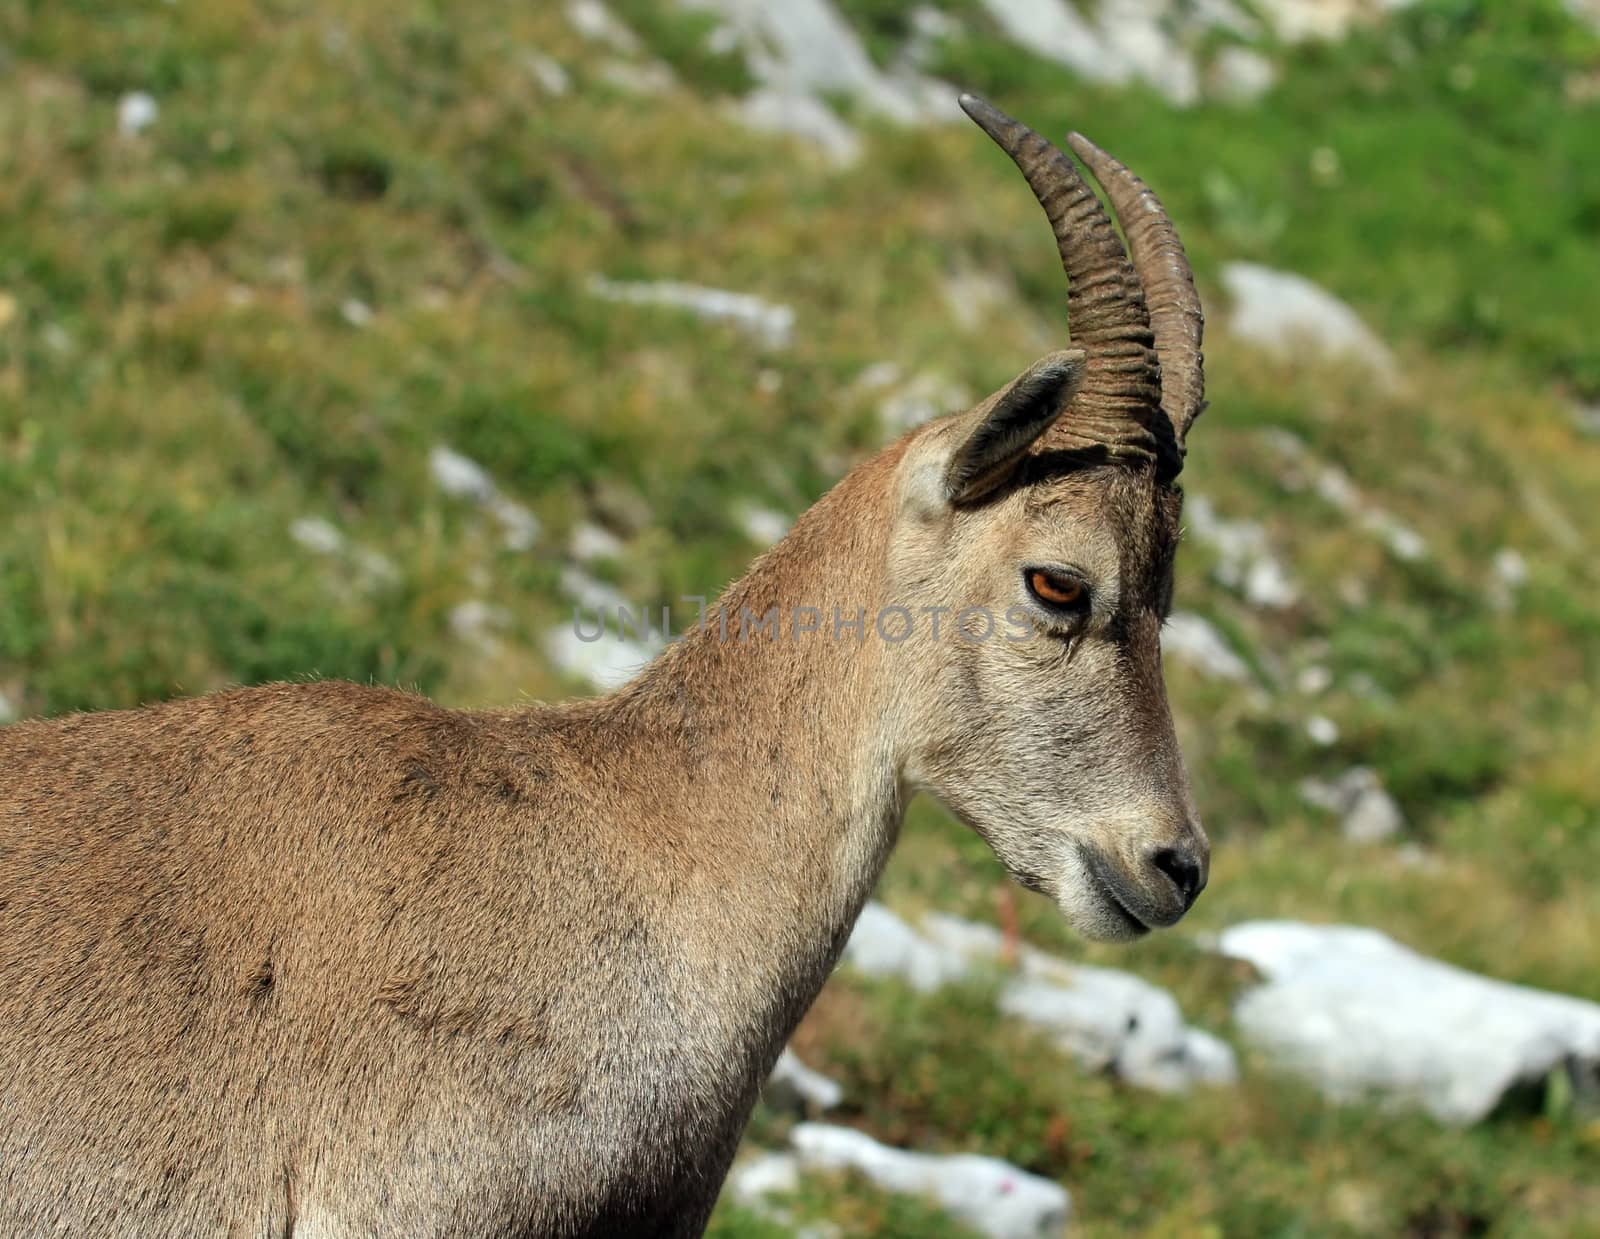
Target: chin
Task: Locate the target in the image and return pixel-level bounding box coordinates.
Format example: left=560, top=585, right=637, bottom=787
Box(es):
left=1050, top=848, right=1150, bottom=944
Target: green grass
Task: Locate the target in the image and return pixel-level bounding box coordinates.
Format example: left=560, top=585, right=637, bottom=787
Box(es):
left=1, top=0, right=1598, bottom=1233
left=777, top=971, right=1600, bottom=1238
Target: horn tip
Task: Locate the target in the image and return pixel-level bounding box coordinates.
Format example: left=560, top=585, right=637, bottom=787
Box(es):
left=957, top=92, right=989, bottom=119
left=1065, top=131, right=1104, bottom=162
left=958, top=92, right=1009, bottom=129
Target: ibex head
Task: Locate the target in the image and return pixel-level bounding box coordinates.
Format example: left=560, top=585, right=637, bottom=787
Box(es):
left=890, top=97, right=1208, bottom=942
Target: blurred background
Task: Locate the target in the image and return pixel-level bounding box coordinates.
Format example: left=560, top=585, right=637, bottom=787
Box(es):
left=2, top=0, right=1598, bottom=1234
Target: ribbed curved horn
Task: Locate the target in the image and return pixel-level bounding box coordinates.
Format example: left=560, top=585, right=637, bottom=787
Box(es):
left=1068, top=132, right=1205, bottom=451
left=958, top=94, right=1175, bottom=474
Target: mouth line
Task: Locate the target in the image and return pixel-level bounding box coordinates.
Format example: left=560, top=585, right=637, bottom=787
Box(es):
left=1080, top=850, right=1152, bottom=935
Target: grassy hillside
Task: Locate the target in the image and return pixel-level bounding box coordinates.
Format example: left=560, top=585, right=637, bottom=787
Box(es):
left=2, top=0, right=1598, bottom=1234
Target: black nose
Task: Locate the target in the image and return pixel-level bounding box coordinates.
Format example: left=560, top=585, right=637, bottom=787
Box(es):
left=1150, top=846, right=1207, bottom=911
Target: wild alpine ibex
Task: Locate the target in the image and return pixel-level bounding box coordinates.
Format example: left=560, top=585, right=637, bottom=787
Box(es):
left=0, top=97, right=1208, bottom=1237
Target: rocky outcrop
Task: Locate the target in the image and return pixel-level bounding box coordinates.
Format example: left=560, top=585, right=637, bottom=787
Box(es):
left=586, top=276, right=795, bottom=349
left=1220, top=921, right=1600, bottom=1124
left=844, top=903, right=1237, bottom=1092
left=1221, top=263, right=1397, bottom=382
left=1299, top=767, right=1405, bottom=843
left=766, top=1049, right=845, bottom=1115
left=1161, top=612, right=1253, bottom=683
left=733, top=1123, right=1072, bottom=1239
left=793, top=1123, right=1070, bottom=1239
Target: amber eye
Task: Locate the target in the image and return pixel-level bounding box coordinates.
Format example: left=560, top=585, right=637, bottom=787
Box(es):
left=1026, top=569, right=1088, bottom=610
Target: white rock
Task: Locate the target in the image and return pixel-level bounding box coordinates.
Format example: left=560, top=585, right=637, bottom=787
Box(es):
left=429, top=445, right=497, bottom=504
left=1006, top=973, right=1230, bottom=1091
left=1185, top=494, right=1298, bottom=610
left=339, top=298, right=373, bottom=328
left=703, top=21, right=742, bottom=55
left=791, top=1123, right=1070, bottom=1239
left=1572, top=401, right=1600, bottom=437
left=1099, top=0, right=1202, bottom=106
left=975, top=0, right=1198, bottom=106
left=1221, top=262, right=1397, bottom=381
left=560, top=565, right=633, bottom=615
left=1209, top=45, right=1277, bottom=102
left=736, top=505, right=791, bottom=547
left=289, top=516, right=344, bottom=555
left=1569, top=0, right=1600, bottom=37
left=974, top=0, right=1108, bottom=82
left=738, top=89, right=862, bottom=166
left=685, top=0, right=1269, bottom=114
left=591, top=480, right=655, bottom=535
left=1397, top=842, right=1442, bottom=872
left=910, top=5, right=961, bottom=36
left=878, top=372, right=971, bottom=437
left=117, top=91, right=159, bottom=136
left=523, top=51, right=571, bottom=96
left=1299, top=766, right=1404, bottom=843
left=569, top=521, right=625, bottom=563
left=1203, top=0, right=1265, bottom=36
left=448, top=599, right=505, bottom=634
left=1254, top=0, right=1418, bottom=43
left=449, top=600, right=510, bottom=652
left=940, top=266, right=1018, bottom=332
left=598, top=58, right=678, bottom=95
left=587, top=276, right=795, bottom=349
left=857, top=363, right=908, bottom=393
left=1220, top=920, right=1600, bottom=1124
left=845, top=904, right=1236, bottom=1091
left=42, top=323, right=72, bottom=355
left=1341, top=787, right=1401, bottom=842
left=565, top=0, right=640, bottom=52
left=1306, top=461, right=1426, bottom=560
left=767, top=1049, right=844, bottom=1113
left=1378, top=522, right=1428, bottom=562
left=1242, top=557, right=1297, bottom=609
left=908, top=4, right=961, bottom=50
left=353, top=546, right=399, bottom=586
left=843, top=901, right=973, bottom=993
left=0, top=689, right=16, bottom=723
left=1180, top=1027, right=1243, bottom=1085
left=290, top=518, right=396, bottom=587
left=727, top=1151, right=801, bottom=1204
left=1487, top=546, right=1526, bottom=613
left=1304, top=714, right=1340, bottom=747
left=922, top=913, right=1237, bottom=1091
left=682, top=0, right=947, bottom=123
left=428, top=446, right=538, bottom=548
left=1297, top=776, right=1343, bottom=817
left=1264, top=431, right=1428, bottom=561
left=854, top=360, right=903, bottom=392
left=543, top=624, right=659, bottom=691
left=1296, top=663, right=1333, bottom=695
left=1161, top=612, right=1251, bottom=682
left=1492, top=547, right=1528, bottom=590
left=490, top=497, right=541, bottom=551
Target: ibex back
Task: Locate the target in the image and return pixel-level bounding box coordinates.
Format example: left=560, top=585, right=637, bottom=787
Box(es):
left=0, top=97, right=1210, bottom=1237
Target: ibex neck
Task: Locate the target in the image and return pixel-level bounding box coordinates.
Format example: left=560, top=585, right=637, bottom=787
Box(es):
left=597, top=446, right=908, bottom=1036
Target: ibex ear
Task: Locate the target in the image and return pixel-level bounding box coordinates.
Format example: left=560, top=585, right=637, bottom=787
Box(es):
left=943, top=349, right=1087, bottom=504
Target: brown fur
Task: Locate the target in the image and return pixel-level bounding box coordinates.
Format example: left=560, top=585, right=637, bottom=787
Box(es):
left=0, top=379, right=1205, bottom=1234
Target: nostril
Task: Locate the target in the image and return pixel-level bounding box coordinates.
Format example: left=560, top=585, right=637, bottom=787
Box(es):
left=1150, top=847, right=1204, bottom=910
